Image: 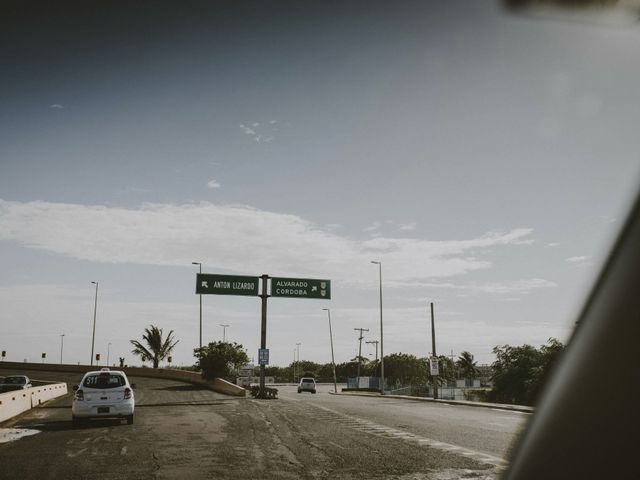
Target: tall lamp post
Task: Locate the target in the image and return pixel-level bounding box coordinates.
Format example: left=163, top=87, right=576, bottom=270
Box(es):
left=220, top=324, right=230, bottom=342
left=371, top=261, right=384, bottom=394
left=90, top=281, right=99, bottom=366
left=107, top=342, right=112, bottom=366
left=296, top=342, right=301, bottom=382
left=322, top=308, right=338, bottom=393
left=59, top=334, right=65, bottom=364
left=192, top=262, right=202, bottom=349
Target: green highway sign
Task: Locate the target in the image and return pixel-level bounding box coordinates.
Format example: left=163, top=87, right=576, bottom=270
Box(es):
left=271, top=277, right=331, bottom=299
left=196, top=273, right=259, bottom=296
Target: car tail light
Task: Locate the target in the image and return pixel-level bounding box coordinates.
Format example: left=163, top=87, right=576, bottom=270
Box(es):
left=124, top=387, right=132, bottom=399
left=74, top=389, right=84, bottom=401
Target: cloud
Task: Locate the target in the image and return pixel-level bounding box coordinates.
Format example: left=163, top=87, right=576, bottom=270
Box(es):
left=399, top=222, right=417, bottom=231
left=49, top=104, right=65, bottom=109
left=0, top=199, right=535, bottom=286
left=384, top=278, right=557, bottom=295
left=547, top=242, right=560, bottom=247
left=566, top=256, right=587, bottom=263
left=238, top=121, right=276, bottom=143
left=207, top=180, right=221, bottom=189
left=363, top=221, right=381, bottom=232
left=238, top=124, right=255, bottom=136
left=125, top=186, right=151, bottom=194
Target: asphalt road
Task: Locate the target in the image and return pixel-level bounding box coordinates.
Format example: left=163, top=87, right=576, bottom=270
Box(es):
left=0, top=371, right=529, bottom=479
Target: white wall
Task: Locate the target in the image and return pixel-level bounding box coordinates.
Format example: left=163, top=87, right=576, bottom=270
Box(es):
left=0, top=383, right=68, bottom=423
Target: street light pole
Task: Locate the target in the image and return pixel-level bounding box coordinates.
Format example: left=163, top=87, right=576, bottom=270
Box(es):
left=90, top=281, right=99, bottom=366
left=220, top=324, right=230, bottom=342
left=371, top=261, right=384, bottom=394
left=323, top=308, right=338, bottom=393
left=296, top=342, right=301, bottom=381
left=107, top=342, right=112, bottom=366
left=192, top=262, right=202, bottom=349
left=60, top=334, right=65, bottom=364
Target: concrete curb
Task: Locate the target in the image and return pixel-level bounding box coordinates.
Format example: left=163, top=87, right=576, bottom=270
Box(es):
left=0, top=382, right=68, bottom=424
left=329, top=390, right=534, bottom=413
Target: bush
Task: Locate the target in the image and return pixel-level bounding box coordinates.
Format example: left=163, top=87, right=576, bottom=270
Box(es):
left=194, top=341, right=249, bottom=380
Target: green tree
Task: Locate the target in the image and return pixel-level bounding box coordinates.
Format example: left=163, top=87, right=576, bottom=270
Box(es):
left=427, top=355, right=458, bottom=387
left=491, top=338, right=565, bottom=406
left=456, top=351, right=479, bottom=380
left=130, top=325, right=179, bottom=368
left=383, top=353, right=429, bottom=387
left=194, top=341, right=250, bottom=380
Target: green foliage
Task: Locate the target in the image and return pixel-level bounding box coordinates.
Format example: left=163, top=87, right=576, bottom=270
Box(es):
left=383, top=353, right=429, bottom=387
left=491, top=338, right=565, bottom=406
left=456, top=351, right=480, bottom=380
left=194, top=341, right=250, bottom=380
left=335, top=360, right=360, bottom=381
left=130, top=325, right=179, bottom=368
left=426, top=355, right=457, bottom=387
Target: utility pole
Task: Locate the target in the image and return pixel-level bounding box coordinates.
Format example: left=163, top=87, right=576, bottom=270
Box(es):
left=430, top=302, right=438, bottom=400
left=191, top=262, right=202, bottom=349
left=90, top=281, right=99, bottom=366
left=354, top=328, right=369, bottom=380
left=365, top=340, right=379, bottom=361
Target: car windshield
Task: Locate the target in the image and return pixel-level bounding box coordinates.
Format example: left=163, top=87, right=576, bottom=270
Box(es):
left=83, top=374, right=126, bottom=389
left=4, top=377, right=26, bottom=385
left=1, top=1, right=639, bottom=478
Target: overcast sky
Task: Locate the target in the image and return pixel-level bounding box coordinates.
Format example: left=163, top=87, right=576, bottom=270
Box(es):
left=1, top=0, right=639, bottom=368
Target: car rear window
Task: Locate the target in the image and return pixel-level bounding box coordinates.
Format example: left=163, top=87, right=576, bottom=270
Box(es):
left=302, top=379, right=314, bottom=383
left=83, top=374, right=126, bottom=389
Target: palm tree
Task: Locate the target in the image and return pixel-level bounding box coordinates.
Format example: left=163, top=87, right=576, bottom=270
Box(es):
left=456, top=351, right=479, bottom=380
left=130, top=325, right=179, bottom=368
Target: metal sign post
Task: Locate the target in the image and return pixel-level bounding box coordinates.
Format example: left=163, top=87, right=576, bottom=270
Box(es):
left=259, top=274, right=268, bottom=393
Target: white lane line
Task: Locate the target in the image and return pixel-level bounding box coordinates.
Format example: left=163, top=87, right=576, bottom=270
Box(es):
left=491, top=408, right=530, bottom=415
left=311, top=403, right=508, bottom=468
left=66, top=448, right=88, bottom=458
left=0, top=428, right=41, bottom=444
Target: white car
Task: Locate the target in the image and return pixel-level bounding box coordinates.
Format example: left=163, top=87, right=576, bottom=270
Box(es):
left=72, top=368, right=135, bottom=425
left=0, top=375, right=32, bottom=393
left=297, top=377, right=317, bottom=394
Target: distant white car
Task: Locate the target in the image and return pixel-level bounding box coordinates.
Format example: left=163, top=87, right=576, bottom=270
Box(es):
left=72, top=368, right=135, bottom=425
left=298, top=377, right=317, bottom=394
left=0, top=375, right=32, bottom=393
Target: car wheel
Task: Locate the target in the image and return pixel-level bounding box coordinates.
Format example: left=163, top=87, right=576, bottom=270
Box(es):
left=126, top=415, right=134, bottom=425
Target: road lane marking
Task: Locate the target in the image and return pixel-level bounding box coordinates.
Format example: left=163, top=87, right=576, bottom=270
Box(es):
left=66, top=448, right=88, bottom=458
left=308, top=403, right=508, bottom=469
left=0, top=428, right=40, bottom=444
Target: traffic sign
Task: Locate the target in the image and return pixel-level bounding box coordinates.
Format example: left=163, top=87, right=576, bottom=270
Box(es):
left=258, top=348, right=269, bottom=365
left=196, top=273, right=259, bottom=296
left=430, top=357, right=439, bottom=376
left=270, top=277, right=331, bottom=299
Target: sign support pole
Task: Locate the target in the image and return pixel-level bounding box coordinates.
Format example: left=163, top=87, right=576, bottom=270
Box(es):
left=259, top=274, right=269, bottom=394
left=431, top=301, right=438, bottom=400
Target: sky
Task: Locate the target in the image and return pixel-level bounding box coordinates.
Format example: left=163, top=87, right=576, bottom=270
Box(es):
left=1, top=0, right=639, bottom=368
